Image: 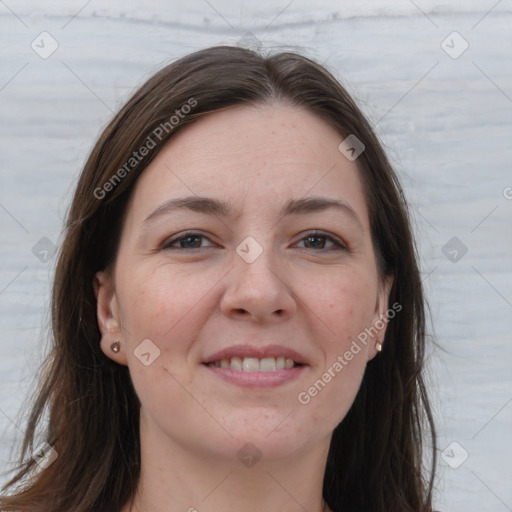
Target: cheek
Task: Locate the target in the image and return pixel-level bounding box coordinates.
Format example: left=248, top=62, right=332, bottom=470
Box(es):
left=322, top=270, right=376, bottom=344
left=300, top=337, right=368, bottom=436
left=116, top=268, right=204, bottom=431
left=116, top=263, right=216, bottom=395
left=299, top=271, right=374, bottom=429
left=118, top=263, right=208, bottom=341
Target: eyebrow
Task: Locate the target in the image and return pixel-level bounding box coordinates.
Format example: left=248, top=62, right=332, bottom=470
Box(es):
left=143, top=195, right=363, bottom=228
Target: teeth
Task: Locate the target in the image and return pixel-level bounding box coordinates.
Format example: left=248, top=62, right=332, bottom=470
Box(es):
left=208, top=356, right=299, bottom=372
left=230, top=357, right=243, bottom=371
left=259, top=357, right=276, bottom=372
left=243, top=357, right=260, bottom=372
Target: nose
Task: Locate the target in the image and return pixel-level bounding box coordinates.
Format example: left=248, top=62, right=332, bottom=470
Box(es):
left=220, top=241, right=297, bottom=323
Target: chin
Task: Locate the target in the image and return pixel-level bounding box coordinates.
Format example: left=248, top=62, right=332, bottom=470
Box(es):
left=225, top=434, right=305, bottom=465
left=222, top=420, right=312, bottom=458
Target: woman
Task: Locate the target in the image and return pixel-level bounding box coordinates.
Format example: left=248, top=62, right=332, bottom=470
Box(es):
left=0, top=45, right=437, bottom=512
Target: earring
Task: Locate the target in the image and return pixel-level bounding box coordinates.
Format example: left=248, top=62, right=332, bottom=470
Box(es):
left=110, top=341, right=121, bottom=353
left=375, top=342, right=383, bottom=352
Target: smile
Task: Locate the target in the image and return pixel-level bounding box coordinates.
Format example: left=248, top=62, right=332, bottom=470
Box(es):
left=203, top=358, right=307, bottom=388
left=206, top=356, right=302, bottom=372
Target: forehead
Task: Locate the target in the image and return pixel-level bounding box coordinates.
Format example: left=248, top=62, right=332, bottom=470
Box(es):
left=124, top=103, right=370, bottom=229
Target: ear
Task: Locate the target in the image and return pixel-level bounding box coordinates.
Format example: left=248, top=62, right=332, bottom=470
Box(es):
left=367, top=274, right=394, bottom=361
left=93, top=270, right=128, bottom=365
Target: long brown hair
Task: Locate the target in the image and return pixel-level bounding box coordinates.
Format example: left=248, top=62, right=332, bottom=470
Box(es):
left=0, top=45, right=437, bottom=512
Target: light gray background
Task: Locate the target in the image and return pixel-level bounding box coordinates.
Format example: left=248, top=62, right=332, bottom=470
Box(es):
left=1, top=1, right=511, bottom=510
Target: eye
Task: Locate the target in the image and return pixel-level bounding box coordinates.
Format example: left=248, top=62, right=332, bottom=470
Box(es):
left=161, top=232, right=215, bottom=250
left=296, top=231, right=348, bottom=251
left=161, top=230, right=348, bottom=252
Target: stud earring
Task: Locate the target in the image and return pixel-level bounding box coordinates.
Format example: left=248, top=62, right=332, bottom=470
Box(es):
left=110, top=341, right=121, bottom=353
left=375, top=342, right=383, bottom=352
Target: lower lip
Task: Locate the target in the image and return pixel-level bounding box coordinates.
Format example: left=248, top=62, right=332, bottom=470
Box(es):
left=202, top=364, right=307, bottom=388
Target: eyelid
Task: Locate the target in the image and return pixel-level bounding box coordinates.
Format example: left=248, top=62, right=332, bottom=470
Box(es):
left=160, top=230, right=216, bottom=250
left=297, top=230, right=349, bottom=251
left=161, top=229, right=349, bottom=252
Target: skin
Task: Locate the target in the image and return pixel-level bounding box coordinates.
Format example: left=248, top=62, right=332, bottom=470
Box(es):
left=94, top=102, right=392, bottom=512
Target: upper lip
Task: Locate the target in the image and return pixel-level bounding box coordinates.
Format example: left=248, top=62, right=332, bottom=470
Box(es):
left=203, top=344, right=308, bottom=365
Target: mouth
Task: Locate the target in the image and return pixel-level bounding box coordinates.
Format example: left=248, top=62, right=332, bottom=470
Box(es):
left=204, top=356, right=304, bottom=372
left=201, top=345, right=308, bottom=388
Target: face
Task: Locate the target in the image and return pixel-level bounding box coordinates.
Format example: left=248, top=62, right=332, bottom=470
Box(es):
left=95, top=102, right=392, bottom=465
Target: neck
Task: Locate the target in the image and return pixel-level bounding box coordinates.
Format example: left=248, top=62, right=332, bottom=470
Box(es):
left=122, top=413, right=333, bottom=512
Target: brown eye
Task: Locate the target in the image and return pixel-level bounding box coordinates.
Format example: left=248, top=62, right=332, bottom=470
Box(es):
left=162, top=232, right=214, bottom=250
left=297, top=231, right=347, bottom=251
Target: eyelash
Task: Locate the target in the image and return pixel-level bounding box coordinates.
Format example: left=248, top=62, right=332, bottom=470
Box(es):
left=161, top=230, right=348, bottom=252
